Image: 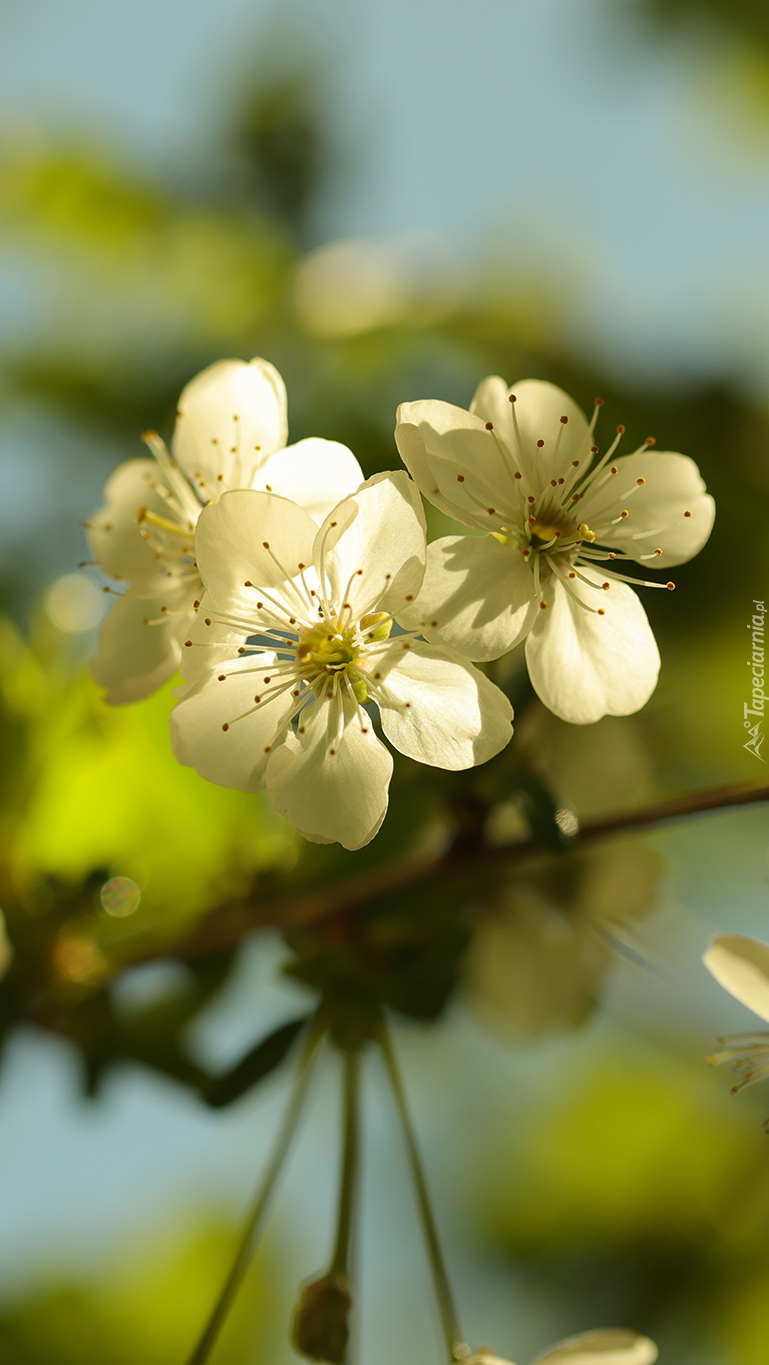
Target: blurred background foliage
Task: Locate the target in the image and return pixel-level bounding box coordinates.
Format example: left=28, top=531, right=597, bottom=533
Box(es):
left=1, top=1, right=769, bottom=1362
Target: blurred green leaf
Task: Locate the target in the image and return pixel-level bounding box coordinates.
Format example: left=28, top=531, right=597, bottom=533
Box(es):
left=205, top=1016, right=308, bottom=1107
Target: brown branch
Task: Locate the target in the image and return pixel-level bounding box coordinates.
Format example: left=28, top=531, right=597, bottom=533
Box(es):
left=146, top=777, right=769, bottom=963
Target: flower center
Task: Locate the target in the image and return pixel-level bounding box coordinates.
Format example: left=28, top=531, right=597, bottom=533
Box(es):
left=296, top=619, right=359, bottom=672
left=294, top=611, right=393, bottom=702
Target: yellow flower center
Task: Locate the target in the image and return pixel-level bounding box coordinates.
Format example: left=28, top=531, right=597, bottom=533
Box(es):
left=296, top=620, right=358, bottom=671
left=295, top=612, right=393, bottom=705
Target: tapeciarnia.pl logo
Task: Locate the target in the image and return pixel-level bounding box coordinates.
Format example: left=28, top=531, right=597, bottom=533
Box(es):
left=744, top=599, right=766, bottom=762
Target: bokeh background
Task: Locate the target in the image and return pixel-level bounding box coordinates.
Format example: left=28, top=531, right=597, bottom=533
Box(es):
left=0, top=0, right=769, bottom=1362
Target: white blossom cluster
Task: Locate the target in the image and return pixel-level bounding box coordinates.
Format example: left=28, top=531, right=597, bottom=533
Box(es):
left=87, top=358, right=713, bottom=850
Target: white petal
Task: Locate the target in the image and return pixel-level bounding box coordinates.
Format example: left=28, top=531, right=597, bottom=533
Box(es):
left=91, top=586, right=193, bottom=704
left=464, top=1353, right=514, bottom=1365
left=508, top=378, right=591, bottom=482
left=532, top=1329, right=658, bottom=1365
left=87, top=459, right=178, bottom=584
left=177, top=592, right=249, bottom=684
left=253, top=437, right=363, bottom=524
left=703, top=934, right=769, bottom=1024
left=172, top=358, right=288, bottom=492
left=395, top=399, right=519, bottom=530
left=266, top=695, right=392, bottom=849
left=170, top=652, right=296, bottom=793
left=524, top=569, right=660, bottom=724
left=373, top=638, right=513, bottom=770
left=470, top=374, right=514, bottom=429
left=400, top=534, right=538, bottom=661
left=194, top=490, right=318, bottom=619
left=580, top=449, right=714, bottom=568
left=316, top=471, right=426, bottom=620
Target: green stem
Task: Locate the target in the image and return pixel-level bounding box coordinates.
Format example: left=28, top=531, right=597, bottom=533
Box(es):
left=330, top=1048, right=361, bottom=1279
left=378, top=1022, right=467, bottom=1364
left=185, top=1017, right=325, bottom=1365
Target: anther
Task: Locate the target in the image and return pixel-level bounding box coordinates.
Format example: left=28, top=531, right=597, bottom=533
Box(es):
left=238, top=647, right=245, bottom=654
left=540, top=601, right=548, bottom=609
left=218, top=674, right=226, bottom=681
left=204, top=617, right=212, bottom=625
left=509, top=394, right=516, bottom=403
left=572, top=493, right=581, bottom=502
left=667, top=582, right=675, bottom=591
left=536, top=439, right=544, bottom=448
left=620, top=510, right=629, bottom=519
left=222, top=723, right=229, bottom=731
left=568, top=571, right=576, bottom=579
left=608, top=553, right=616, bottom=560
left=374, top=672, right=381, bottom=679
left=485, top=422, right=494, bottom=431
left=402, top=642, right=411, bottom=649
left=298, top=726, right=305, bottom=734
left=193, top=599, right=200, bottom=609
left=595, top=397, right=604, bottom=406
left=514, top=471, right=522, bottom=479
left=528, top=495, right=536, bottom=504
left=262, top=541, right=269, bottom=549
left=550, top=480, right=557, bottom=488
left=684, top=510, right=692, bottom=518
left=457, top=475, right=465, bottom=483
left=254, top=695, right=261, bottom=703
left=654, top=548, right=662, bottom=556
left=636, top=477, right=645, bottom=486
left=590, top=446, right=598, bottom=454
left=487, top=507, right=496, bottom=514
left=560, top=416, right=568, bottom=425
left=602, top=582, right=610, bottom=590
left=616, top=424, right=625, bottom=434
left=244, top=580, right=253, bottom=587
left=217, top=473, right=224, bottom=481
left=185, top=640, right=193, bottom=647
left=430, top=619, right=438, bottom=627
left=264, top=746, right=271, bottom=753
left=329, top=748, right=336, bottom=756
left=645, top=437, right=656, bottom=446
left=298, top=562, right=305, bottom=570
left=597, top=608, right=605, bottom=615
left=405, top=594, right=414, bottom=602
left=558, top=477, right=564, bottom=485
left=610, top=465, right=618, bottom=474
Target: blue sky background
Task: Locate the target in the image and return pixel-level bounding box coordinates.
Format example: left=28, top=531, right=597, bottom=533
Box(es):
left=1, top=0, right=769, bottom=389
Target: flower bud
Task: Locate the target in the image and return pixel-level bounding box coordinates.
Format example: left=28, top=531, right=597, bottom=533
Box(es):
left=291, top=1273, right=351, bottom=1363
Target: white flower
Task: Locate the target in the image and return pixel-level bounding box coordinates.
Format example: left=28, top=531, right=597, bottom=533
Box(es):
left=467, top=1328, right=658, bottom=1365
left=703, top=932, right=769, bottom=1127
left=170, top=472, right=513, bottom=850
left=395, top=378, right=714, bottom=724
left=87, top=358, right=363, bottom=703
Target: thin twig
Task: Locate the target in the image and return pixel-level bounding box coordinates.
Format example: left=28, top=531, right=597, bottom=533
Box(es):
left=378, top=1020, right=467, bottom=1364
left=185, top=1017, right=325, bottom=1365
left=330, top=1048, right=361, bottom=1279
left=161, top=777, right=769, bottom=960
